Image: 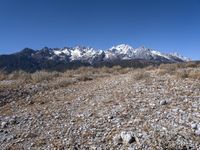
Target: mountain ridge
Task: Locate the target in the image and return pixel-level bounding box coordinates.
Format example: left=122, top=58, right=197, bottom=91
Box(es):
left=0, top=44, right=189, bottom=72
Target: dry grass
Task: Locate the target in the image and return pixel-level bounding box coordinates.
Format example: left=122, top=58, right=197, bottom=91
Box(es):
left=30, top=71, right=60, bottom=83
left=0, top=71, right=7, bottom=81
left=0, top=66, right=154, bottom=83
left=145, top=65, right=156, bottom=71
left=0, top=62, right=199, bottom=85
left=55, top=79, right=77, bottom=88
left=6, top=70, right=31, bottom=81
left=132, top=69, right=150, bottom=80
left=157, top=63, right=177, bottom=75
left=76, top=74, right=93, bottom=82
left=175, top=69, right=189, bottom=79
left=156, top=62, right=200, bottom=78
left=101, top=66, right=132, bottom=75
left=0, top=70, right=29, bottom=89
left=60, top=66, right=132, bottom=84
left=175, top=69, right=200, bottom=79
left=188, top=69, right=200, bottom=79
left=184, top=62, right=199, bottom=68
left=33, top=138, right=47, bottom=147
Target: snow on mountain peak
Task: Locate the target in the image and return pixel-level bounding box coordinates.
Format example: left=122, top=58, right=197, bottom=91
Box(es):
left=170, top=52, right=190, bottom=61
left=51, top=44, right=188, bottom=63
left=113, top=44, right=133, bottom=49
left=70, top=48, right=82, bottom=60
left=110, top=44, right=133, bottom=53
left=151, top=50, right=170, bottom=60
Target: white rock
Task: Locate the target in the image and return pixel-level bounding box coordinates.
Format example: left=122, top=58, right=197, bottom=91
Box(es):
left=113, top=134, right=122, bottom=145
left=160, top=100, right=167, bottom=105
left=191, top=123, right=197, bottom=130
left=120, top=131, right=135, bottom=144
left=1, top=122, right=8, bottom=128
left=195, top=130, right=200, bottom=136
left=197, top=124, right=200, bottom=130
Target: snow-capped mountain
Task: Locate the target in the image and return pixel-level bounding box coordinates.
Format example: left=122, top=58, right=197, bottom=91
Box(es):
left=0, top=44, right=189, bottom=72
left=106, top=44, right=189, bottom=62
left=49, top=44, right=188, bottom=63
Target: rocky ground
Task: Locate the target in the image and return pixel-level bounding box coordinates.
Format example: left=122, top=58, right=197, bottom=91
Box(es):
left=0, top=65, right=200, bottom=150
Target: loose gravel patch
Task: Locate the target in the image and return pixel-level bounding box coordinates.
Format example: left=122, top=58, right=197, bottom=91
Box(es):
left=0, top=68, right=200, bottom=149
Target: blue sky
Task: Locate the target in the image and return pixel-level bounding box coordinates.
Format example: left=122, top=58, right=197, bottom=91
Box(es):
left=0, top=0, right=199, bottom=60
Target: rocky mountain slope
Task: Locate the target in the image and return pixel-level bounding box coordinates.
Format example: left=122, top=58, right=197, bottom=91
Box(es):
left=0, top=44, right=188, bottom=72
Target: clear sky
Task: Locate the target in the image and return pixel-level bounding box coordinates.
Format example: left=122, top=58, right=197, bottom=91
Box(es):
left=0, top=0, right=199, bottom=60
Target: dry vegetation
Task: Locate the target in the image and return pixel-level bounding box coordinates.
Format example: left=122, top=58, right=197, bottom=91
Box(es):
left=0, top=62, right=199, bottom=84
left=131, top=69, right=151, bottom=80
left=0, top=66, right=133, bottom=85
left=0, top=61, right=200, bottom=149
left=156, top=62, right=200, bottom=79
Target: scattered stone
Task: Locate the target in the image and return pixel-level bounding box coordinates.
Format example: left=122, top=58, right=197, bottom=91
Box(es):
left=120, top=131, right=135, bottom=144
left=113, top=134, right=123, bottom=145
left=191, top=123, right=197, bottom=130
left=25, top=132, right=38, bottom=138
left=160, top=100, right=167, bottom=105
left=0, top=66, right=200, bottom=149
left=108, top=116, right=114, bottom=119
left=195, top=130, right=200, bottom=136
left=1, top=122, right=8, bottom=128
left=26, top=95, right=31, bottom=101
left=9, top=116, right=18, bottom=124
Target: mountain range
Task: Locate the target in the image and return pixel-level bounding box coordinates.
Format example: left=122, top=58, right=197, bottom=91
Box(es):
left=0, top=44, right=189, bottom=72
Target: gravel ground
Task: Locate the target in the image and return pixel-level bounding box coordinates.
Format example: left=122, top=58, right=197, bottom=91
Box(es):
left=0, top=68, right=200, bottom=150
